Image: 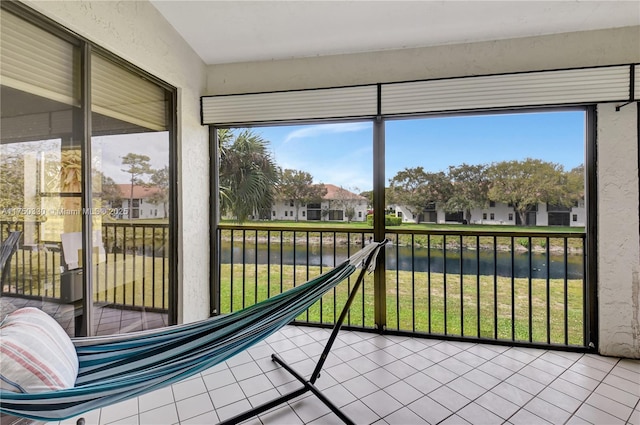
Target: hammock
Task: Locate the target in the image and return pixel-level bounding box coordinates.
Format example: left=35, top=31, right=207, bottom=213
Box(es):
left=0, top=240, right=387, bottom=423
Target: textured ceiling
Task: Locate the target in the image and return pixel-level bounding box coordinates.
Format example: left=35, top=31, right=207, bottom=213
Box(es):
left=150, top=1, right=640, bottom=65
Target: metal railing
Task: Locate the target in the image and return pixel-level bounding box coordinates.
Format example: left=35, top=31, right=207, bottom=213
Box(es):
left=1, top=221, right=170, bottom=312
left=216, top=224, right=588, bottom=349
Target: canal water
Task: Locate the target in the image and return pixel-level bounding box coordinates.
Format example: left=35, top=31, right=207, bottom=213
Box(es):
left=220, top=241, right=584, bottom=279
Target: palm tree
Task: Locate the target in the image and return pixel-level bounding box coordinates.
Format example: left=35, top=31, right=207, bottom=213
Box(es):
left=218, top=129, right=279, bottom=222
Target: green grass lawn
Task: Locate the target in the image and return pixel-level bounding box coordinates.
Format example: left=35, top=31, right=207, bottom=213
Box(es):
left=220, top=264, right=585, bottom=346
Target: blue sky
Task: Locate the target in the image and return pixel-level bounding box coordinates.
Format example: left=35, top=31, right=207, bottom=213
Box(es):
left=244, top=110, right=585, bottom=192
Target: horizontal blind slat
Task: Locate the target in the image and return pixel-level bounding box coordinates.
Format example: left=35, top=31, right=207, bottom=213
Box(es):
left=0, top=9, right=78, bottom=106
left=381, top=66, right=630, bottom=115
left=202, top=86, right=378, bottom=124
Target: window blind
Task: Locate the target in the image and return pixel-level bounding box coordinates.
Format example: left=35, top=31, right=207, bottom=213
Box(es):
left=0, top=9, right=79, bottom=106
left=202, top=65, right=635, bottom=125
left=634, top=65, right=639, bottom=101
left=201, top=85, right=378, bottom=125
left=381, top=66, right=631, bottom=115
left=91, top=53, right=167, bottom=131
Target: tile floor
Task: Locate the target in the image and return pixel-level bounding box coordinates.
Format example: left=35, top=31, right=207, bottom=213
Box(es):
left=1, top=296, right=168, bottom=337
left=46, top=325, right=639, bottom=425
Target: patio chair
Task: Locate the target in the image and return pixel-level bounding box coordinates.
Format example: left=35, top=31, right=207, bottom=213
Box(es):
left=0, top=231, right=21, bottom=290
left=0, top=239, right=388, bottom=425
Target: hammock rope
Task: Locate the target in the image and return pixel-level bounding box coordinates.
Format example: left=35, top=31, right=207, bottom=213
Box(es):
left=0, top=240, right=387, bottom=422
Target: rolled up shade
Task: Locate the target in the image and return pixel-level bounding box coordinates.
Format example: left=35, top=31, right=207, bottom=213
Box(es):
left=202, top=65, right=635, bottom=125
left=0, top=9, right=79, bottom=107
left=201, top=85, right=378, bottom=125
left=634, top=65, right=639, bottom=101
left=381, top=66, right=631, bottom=115
left=91, top=53, right=168, bottom=132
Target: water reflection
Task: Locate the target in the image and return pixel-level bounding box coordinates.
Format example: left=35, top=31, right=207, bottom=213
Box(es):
left=220, top=241, right=583, bottom=279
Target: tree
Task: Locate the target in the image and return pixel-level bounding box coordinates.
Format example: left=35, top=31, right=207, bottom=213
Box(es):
left=0, top=151, right=24, bottom=215
left=121, top=153, right=152, bottom=219
left=218, top=129, right=279, bottom=222
left=563, top=164, right=585, bottom=206
left=388, top=167, right=450, bottom=222
left=147, top=166, right=169, bottom=219
left=329, top=186, right=362, bottom=222
left=487, top=158, right=568, bottom=225
left=278, top=169, right=327, bottom=221
left=445, top=163, right=490, bottom=224
left=98, top=173, right=123, bottom=207
left=359, top=190, right=373, bottom=207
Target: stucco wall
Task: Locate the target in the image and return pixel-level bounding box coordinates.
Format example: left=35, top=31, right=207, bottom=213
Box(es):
left=207, top=26, right=639, bottom=94
left=597, top=103, right=640, bottom=358
left=25, top=0, right=211, bottom=324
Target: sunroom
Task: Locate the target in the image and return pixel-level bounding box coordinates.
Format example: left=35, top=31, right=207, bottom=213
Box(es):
left=0, top=1, right=638, bottom=424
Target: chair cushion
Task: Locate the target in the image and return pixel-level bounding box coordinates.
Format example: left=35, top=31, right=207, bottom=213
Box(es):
left=0, top=307, right=78, bottom=393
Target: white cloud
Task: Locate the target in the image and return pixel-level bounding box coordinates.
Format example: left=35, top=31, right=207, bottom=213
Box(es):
left=283, top=122, right=370, bottom=143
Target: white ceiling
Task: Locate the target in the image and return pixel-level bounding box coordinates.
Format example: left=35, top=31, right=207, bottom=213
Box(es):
left=150, top=1, right=640, bottom=65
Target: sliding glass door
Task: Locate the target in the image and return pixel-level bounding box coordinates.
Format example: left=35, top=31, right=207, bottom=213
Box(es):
left=0, top=5, right=176, bottom=336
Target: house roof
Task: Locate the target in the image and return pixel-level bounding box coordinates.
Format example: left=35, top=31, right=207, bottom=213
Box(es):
left=115, top=184, right=161, bottom=199
left=322, top=184, right=367, bottom=202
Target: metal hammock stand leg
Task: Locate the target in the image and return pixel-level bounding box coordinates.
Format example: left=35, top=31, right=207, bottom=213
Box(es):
left=219, top=243, right=380, bottom=425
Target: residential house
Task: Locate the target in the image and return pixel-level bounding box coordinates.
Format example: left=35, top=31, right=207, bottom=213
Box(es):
left=110, top=184, right=164, bottom=219
left=392, top=200, right=586, bottom=227
left=271, top=184, right=369, bottom=222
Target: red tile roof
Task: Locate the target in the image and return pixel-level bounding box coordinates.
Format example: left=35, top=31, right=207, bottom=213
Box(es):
left=321, top=184, right=367, bottom=201
left=116, top=184, right=161, bottom=199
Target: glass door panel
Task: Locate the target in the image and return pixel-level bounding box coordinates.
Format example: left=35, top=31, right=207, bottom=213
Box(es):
left=1, top=9, right=84, bottom=336
left=90, top=52, right=172, bottom=335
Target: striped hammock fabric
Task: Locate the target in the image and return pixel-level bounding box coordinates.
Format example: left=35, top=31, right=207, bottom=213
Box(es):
left=0, top=240, right=386, bottom=422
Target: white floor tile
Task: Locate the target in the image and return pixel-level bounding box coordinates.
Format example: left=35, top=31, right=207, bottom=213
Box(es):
left=523, top=397, right=572, bottom=424
left=428, top=385, right=471, bottom=412
left=172, top=376, right=207, bottom=401
left=575, top=402, right=626, bottom=424
left=536, top=386, right=582, bottom=412
left=139, top=386, right=175, bottom=412
left=456, top=402, right=503, bottom=425
left=139, top=403, right=179, bottom=425
left=175, top=393, right=214, bottom=422
left=384, top=380, right=424, bottom=405
left=509, top=408, right=553, bottom=425
left=239, top=374, right=276, bottom=398
left=585, top=392, right=633, bottom=421
left=99, top=398, right=138, bottom=424
left=60, top=326, right=634, bottom=425
left=341, top=400, right=380, bottom=425
left=202, top=368, right=236, bottom=391
left=361, top=389, right=403, bottom=418
left=593, top=382, right=640, bottom=408
left=603, top=373, right=640, bottom=397
left=407, top=395, right=452, bottom=424
left=447, top=376, right=486, bottom=400
left=475, top=391, right=519, bottom=419
left=383, top=406, right=427, bottom=425
left=209, top=382, right=247, bottom=409
left=491, top=382, right=534, bottom=407
left=290, top=396, right=332, bottom=423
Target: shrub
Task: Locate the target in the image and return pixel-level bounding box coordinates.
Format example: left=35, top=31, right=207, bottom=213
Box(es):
left=366, top=214, right=402, bottom=226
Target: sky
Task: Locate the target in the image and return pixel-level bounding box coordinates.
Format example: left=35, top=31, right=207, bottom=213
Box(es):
left=4, top=111, right=585, bottom=193
left=94, top=132, right=170, bottom=184
left=250, top=110, right=586, bottom=192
